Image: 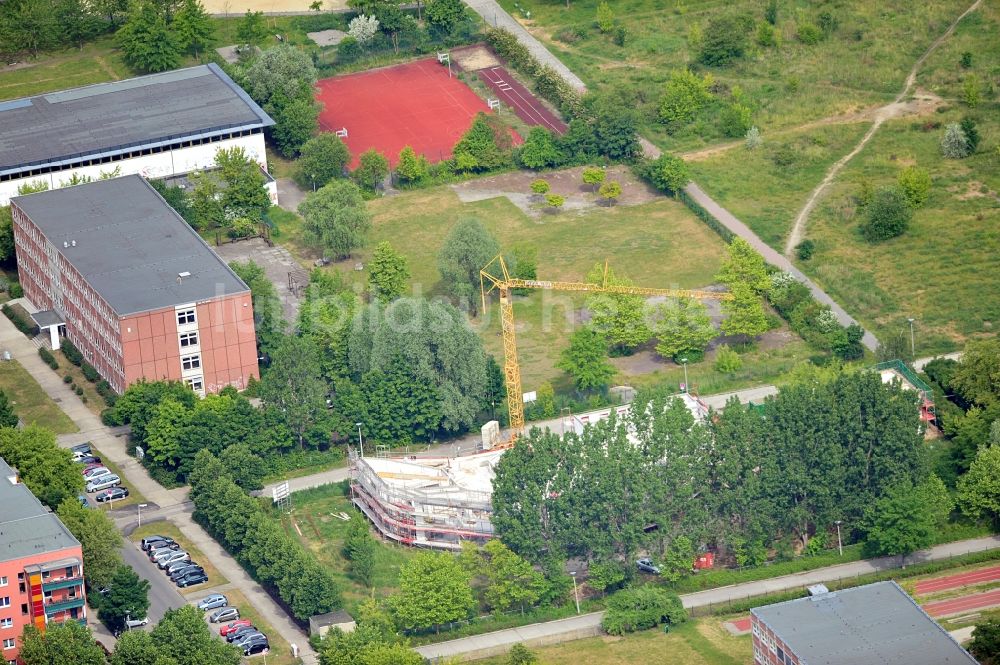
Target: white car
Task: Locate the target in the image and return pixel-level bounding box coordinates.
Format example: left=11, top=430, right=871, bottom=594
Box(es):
left=125, top=616, right=149, bottom=628
left=86, top=474, right=121, bottom=492
left=82, top=466, right=112, bottom=481
left=156, top=551, right=190, bottom=569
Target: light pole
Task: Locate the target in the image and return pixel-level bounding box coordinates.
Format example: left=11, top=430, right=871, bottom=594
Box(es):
left=137, top=503, right=148, bottom=529
left=310, top=174, right=316, bottom=192
left=835, top=520, right=843, bottom=556
left=126, top=613, right=131, bottom=632
left=570, top=571, right=580, bottom=614
left=680, top=357, right=689, bottom=393
left=356, top=422, right=364, bottom=458
left=907, top=318, right=915, bottom=358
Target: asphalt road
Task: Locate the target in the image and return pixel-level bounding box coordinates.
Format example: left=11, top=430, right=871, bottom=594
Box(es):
left=120, top=542, right=186, bottom=624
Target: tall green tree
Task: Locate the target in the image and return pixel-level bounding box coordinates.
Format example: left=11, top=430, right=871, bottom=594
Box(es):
left=229, top=259, right=286, bottom=356
left=557, top=325, right=616, bottom=392
left=343, top=518, right=376, bottom=587
left=518, top=128, right=564, bottom=169
left=295, top=134, right=351, bottom=190
left=57, top=498, right=124, bottom=590
left=480, top=539, right=546, bottom=613
left=171, top=0, right=213, bottom=56
left=352, top=149, right=390, bottom=192
left=659, top=68, right=714, bottom=126
left=958, top=444, right=1000, bottom=524
left=438, top=218, right=500, bottom=314
left=716, top=238, right=769, bottom=338
left=99, top=564, right=151, bottom=632
left=110, top=630, right=164, bottom=665
left=0, top=390, right=17, bottom=427
left=863, top=476, right=952, bottom=559
left=368, top=241, right=409, bottom=302
left=0, top=425, right=82, bottom=508
left=55, top=0, right=104, bottom=49
left=970, top=619, right=1000, bottom=665
left=652, top=299, right=716, bottom=360
left=257, top=335, right=327, bottom=447
left=950, top=339, right=1000, bottom=407
left=244, top=45, right=318, bottom=106
left=150, top=606, right=241, bottom=665
left=425, top=0, right=466, bottom=36
left=214, top=146, right=271, bottom=221
left=116, top=1, right=182, bottom=73
left=19, top=622, right=106, bottom=665
left=395, top=146, right=430, bottom=184
left=298, top=180, right=372, bottom=260
left=390, top=552, right=475, bottom=630
left=453, top=113, right=511, bottom=172
left=268, top=96, right=320, bottom=158
left=585, top=263, right=651, bottom=354
left=298, top=269, right=359, bottom=383
left=235, top=9, right=266, bottom=44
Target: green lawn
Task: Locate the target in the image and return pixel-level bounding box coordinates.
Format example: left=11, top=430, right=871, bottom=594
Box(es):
left=478, top=618, right=751, bottom=665
left=281, top=483, right=418, bottom=612
left=500, top=0, right=971, bottom=152
left=0, top=360, right=78, bottom=434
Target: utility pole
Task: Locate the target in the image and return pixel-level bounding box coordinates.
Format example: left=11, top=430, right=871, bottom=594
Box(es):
left=835, top=520, right=843, bottom=556
left=356, top=423, right=364, bottom=457
left=570, top=571, right=580, bottom=614
left=137, top=503, right=148, bottom=529
left=907, top=318, right=915, bottom=358
left=681, top=357, right=689, bottom=393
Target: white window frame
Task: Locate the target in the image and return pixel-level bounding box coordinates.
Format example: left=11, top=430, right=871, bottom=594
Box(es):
left=181, top=354, right=201, bottom=372
left=0, top=577, right=6, bottom=587
left=185, top=377, right=204, bottom=393
left=0, top=598, right=8, bottom=609
left=1, top=638, right=12, bottom=650
left=176, top=308, right=196, bottom=326
left=179, top=332, right=198, bottom=348
left=0, top=618, right=11, bottom=629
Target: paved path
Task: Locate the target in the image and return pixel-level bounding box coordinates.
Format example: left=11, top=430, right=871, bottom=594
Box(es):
left=913, top=351, right=964, bottom=372
left=463, top=0, right=587, bottom=92
left=416, top=535, right=1000, bottom=660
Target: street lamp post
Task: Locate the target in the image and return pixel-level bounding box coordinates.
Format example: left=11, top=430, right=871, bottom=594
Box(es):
left=835, top=520, right=843, bottom=556
left=310, top=174, right=316, bottom=192
left=356, top=423, right=364, bottom=458
left=680, top=357, right=689, bottom=393
left=907, top=318, right=915, bottom=358
left=137, top=503, right=148, bottom=530
left=570, top=571, right=580, bottom=614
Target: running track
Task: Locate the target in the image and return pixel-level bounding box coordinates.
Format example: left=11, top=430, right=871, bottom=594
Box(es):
left=916, top=565, right=1000, bottom=594
left=478, top=66, right=568, bottom=135
left=924, top=588, right=1000, bottom=618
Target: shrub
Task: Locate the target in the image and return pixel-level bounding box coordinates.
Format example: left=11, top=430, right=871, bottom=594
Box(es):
left=941, top=123, right=970, bottom=158
left=756, top=22, right=777, bottom=47
left=960, top=51, right=973, bottom=68
left=613, top=25, right=628, bottom=46
left=658, top=69, right=714, bottom=126
left=714, top=344, right=743, bottom=373
left=861, top=187, right=911, bottom=243
left=60, top=338, right=83, bottom=366
left=75, top=386, right=84, bottom=396
left=64, top=375, right=73, bottom=384
left=337, top=35, right=361, bottom=62
left=897, top=166, right=931, bottom=207
left=640, top=154, right=690, bottom=195
left=1, top=304, right=38, bottom=337
left=770, top=145, right=796, bottom=168
left=96, top=380, right=112, bottom=397
left=530, top=179, right=550, bottom=196
left=81, top=362, right=100, bottom=383
left=699, top=13, right=752, bottom=66
left=602, top=587, right=687, bottom=635
left=719, top=102, right=752, bottom=138
left=795, top=239, right=815, bottom=260
left=596, top=1, right=614, bottom=33
left=797, top=23, right=823, bottom=45
left=745, top=125, right=762, bottom=150
left=545, top=194, right=565, bottom=211
left=38, top=347, right=59, bottom=370
left=961, top=117, right=980, bottom=153
left=9, top=283, right=22, bottom=298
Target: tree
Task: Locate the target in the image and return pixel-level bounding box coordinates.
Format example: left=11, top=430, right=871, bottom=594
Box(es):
left=745, top=125, right=762, bottom=150
left=150, top=606, right=241, bottom=665
left=861, top=186, right=912, bottom=243
left=642, top=154, right=689, bottom=195
left=110, top=631, right=163, bottom=665
left=368, top=241, right=409, bottom=302
left=961, top=116, right=981, bottom=153
left=172, top=0, right=213, bottom=56
left=298, top=180, right=372, bottom=260
left=343, top=518, right=376, bottom=587
left=963, top=73, right=982, bottom=107
left=269, top=95, right=320, bottom=158
left=453, top=113, right=510, bottom=172
left=352, top=148, right=390, bottom=192
left=602, top=587, right=687, bottom=635
left=296, top=134, right=351, bottom=191
left=659, top=68, right=713, bottom=126
left=941, top=122, right=971, bottom=159
left=596, top=1, right=614, bottom=33
left=598, top=180, right=622, bottom=205
left=558, top=326, right=616, bottom=392
left=438, top=218, right=500, bottom=313
left=950, top=339, right=1000, bottom=407
left=717, top=237, right=770, bottom=294
left=582, top=166, right=606, bottom=191
left=54, top=0, right=103, bottom=49
left=897, top=166, right=931, bottom=208
left=518, top=128, right=564, bottom=169
left=530, top=179, right=550, bottom=196
left=395, top=146, right=430, bottom=184
left=228, top=260, right=285, bottom=355
left=100, top=564, right=151, bottom=632
left=116, top=1, right=182, bottom=73
left=214, top=146, right=271, bottom=221
left=318, top=620, right=421, bottom=665
left=371, top=1, right=413, bottom=53
left=720, top=282, right=769, bottom=338
left=720, top=102, right=753, bottom=137
left=188, top=171, right=224, bottom=230
left=970, top=619, right=1000, bottom=665
left=241, top=45, right=317, bottom=115
left=545, top=193, right=565, bottom=211
left=57, top=498, right=124, bottom=590
left=586, top=263, right=651, bottom=354
left=507, top=644, right=538, bottom=665
left=958, top=445, right=1000, bottom=524
left=390, top=552, right=475, bottom=630
left=699, top=13, right=752, bottom=66
left=426, top=0, right=466, bottom=37
left=0, top=390, right=17, bottom=428
left=588, top=95, right=641, bottom=160
left=258, top=335, right=327, bottom=447
left=348, top=13, right=379, bottom=46
left=0, top=425, right=82, bottom=509
left=653, top=299, right=716, bottom=361
left=863, top=476, right=952, bottom=559
left=236, top=9, right=266, bottom=44
left=0, top=207, right=15, bottom=263
left=481, top=539, right=546, bottom=612
left=19, top=622, right=106, bottom=665
left=218, top=442, right=266, bottom=490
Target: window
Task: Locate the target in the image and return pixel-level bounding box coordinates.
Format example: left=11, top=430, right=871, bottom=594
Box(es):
left=1, top=639, right=12, bottom=650
left=179, top=332, right=198, bottom=348
left=65, top=567, right=73, bottom=578
left=0, top=598, right=8, bottom=609
left=19, top=605, right=27, bottom=616
left=0, top=578, right=6, bottom=587
left=176, top=308, right=196, bottom=326
left=185, top=377, right=204, bottom=392
left=0, top=618, right=11, bottom=629
left=181, top=354, right=201, bottom=371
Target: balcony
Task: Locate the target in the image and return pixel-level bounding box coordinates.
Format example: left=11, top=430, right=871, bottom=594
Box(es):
left=41, top=577, right=83, bottom=593
left=44, top=597, right=85, bottom=616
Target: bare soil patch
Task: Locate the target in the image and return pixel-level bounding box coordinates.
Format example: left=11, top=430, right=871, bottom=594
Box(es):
left=451, top=45, right=501, bottom=71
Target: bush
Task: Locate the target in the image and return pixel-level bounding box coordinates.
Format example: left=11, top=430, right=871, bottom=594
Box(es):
left=795, top=239, right=815, bottom=260
left=860, top=187, right=912, bottom=243
left=602, top=587, right=687, bottom=635
left=961, top=117, right=980, bottom=153
left=941, top=123, right=971, bottom=159
left=613, top=25, right=628, bottom=46
left=897, top=166, right=931, bottom=207
left=38, top=347, right=59, bottom=370
left=60, top=338, right=83, bottom=366
left=639, top=154, right=690, bottom=195
left=1, top=304, right=38, bottom=337
left=714, top=344, right=743, bottom=373
left=64, top=375, right=73, bottom=383
left=797, top=22, right=823, bottom=44
left=75, top=386, right=84, bottom=396
left=81, top=362, right=99, bottom=383
left=719, top=102, right=752, bottom=138
left=9, top=283, right=22, bottom=298
left=960, top=51, right=973, bottom=68
left=699, top=13, right=752, bottom=66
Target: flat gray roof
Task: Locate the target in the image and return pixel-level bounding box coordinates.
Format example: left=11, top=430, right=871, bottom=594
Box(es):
left=752, top=581, right=977, bottom=665
left=12, top=175, right=250, bottom=316
left=0, top=458, right=81, bottom=564
left=0, top=63, right=273, bottom=176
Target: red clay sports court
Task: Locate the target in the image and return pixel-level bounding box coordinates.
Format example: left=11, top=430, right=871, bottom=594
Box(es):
left=316, top=58, right=500, bottom=168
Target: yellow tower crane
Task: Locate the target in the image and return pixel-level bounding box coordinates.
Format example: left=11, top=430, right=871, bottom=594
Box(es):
left=480, top=255, right=734, bottom=446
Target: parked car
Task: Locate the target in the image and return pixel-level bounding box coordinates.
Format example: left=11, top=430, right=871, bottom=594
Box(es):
left=210, top=607, right=239, bottom=623
left=636, top=558, right=661, bottom=575
left=165, top=560, right=198, bottom=576
left=96, top=487, right=129, bottom=503
left=148, top=543, right=180, bottom=561
left=140, top=536, right=174, bottom=552
left=169, top=565, right=204, bottom=581
left=86, top=474, right=121, bottom=493
left=77, top=494, right=90, bottom=508
left=176, top=571, right=208, bottom=588
left=197, top=594, right=228, bottom=611
left=219, top=619, right=253, bottom=637
left=156, top=551, right=189, bottom=569
left=125, top=616, right=149, bottom=628
left=226, top=624, right=259, bottom=642
left=75, top=455, right=102, bottom=465
left=233, top=632, right=266, bottom=648
left=82, top=466, right=112, bottom=480
left=244, top=639, right=270, bottom=656
left=70, top=443, right=93, bottom=459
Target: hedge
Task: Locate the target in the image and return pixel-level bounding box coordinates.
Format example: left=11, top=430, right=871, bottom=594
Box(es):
left=60, top=338, right=83, bottom=366
left=483, top=28, right=583, bottom=118
left=2, top=304, right=38, bottom=337
left=677, top=188, right=734, bottom=242
left=81, top=361, right=99, bottom=383
left=38, top=347, right=59, bottom=370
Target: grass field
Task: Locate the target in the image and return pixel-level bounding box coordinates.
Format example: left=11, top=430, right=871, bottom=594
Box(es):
left=0, top=360, right=78, bottom=434
left=130, top=522, right=229, bottom=590
left=52, top=350, right=108, bottom=418
left=478, top=618, right=751, bottom=665
left=499, top=0, right=972, bottom=152
left=281, top=483, right=418, bottom=612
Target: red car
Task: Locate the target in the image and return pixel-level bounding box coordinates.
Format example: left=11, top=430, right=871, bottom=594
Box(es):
left=219, top=619, right=253, bottom=637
